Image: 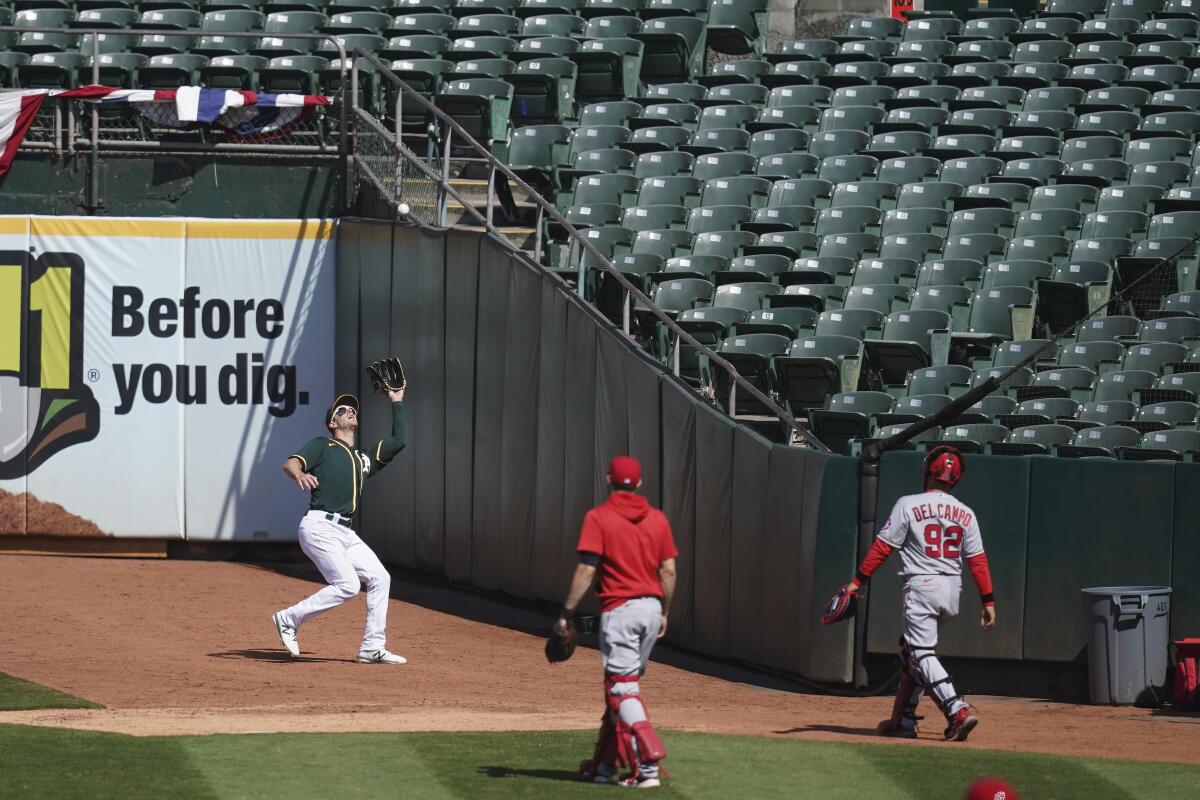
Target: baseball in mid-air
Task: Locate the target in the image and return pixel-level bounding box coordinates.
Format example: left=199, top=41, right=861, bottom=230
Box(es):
left=399, top=203, right=411, bottom=215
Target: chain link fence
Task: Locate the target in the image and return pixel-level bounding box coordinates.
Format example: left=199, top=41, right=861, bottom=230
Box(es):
left=351, top=106, right=442, bottom=225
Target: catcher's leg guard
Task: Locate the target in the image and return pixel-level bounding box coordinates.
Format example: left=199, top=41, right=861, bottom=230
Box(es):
left=583, top=709, right=620, bottom=775
left=605, top=674, right=667, bottom=776
left=910, top=648, right=965, bottom=718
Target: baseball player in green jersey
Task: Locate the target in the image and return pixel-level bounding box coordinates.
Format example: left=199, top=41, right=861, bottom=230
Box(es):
left=272, top=387, right=407, bottom=664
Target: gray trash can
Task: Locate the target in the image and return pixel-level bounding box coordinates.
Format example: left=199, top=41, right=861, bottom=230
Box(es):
left=1082, top=586, right=1172, bottom=706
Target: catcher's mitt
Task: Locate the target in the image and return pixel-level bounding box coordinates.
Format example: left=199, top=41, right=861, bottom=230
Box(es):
left=820, top=584, right=859, bottom=625
left=545, top=619, right=578, bottom=663
left=367, top=356, right=407, bottom=394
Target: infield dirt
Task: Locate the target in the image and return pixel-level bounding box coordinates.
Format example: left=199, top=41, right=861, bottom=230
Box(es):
left=1, top=555, right=1196, bottom=764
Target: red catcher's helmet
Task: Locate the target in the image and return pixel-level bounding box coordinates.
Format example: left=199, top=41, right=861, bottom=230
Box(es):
left=924, top=445, right=964, bottom=487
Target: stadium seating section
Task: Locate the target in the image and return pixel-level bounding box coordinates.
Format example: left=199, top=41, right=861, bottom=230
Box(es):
left=9, top=0, right=1200, bottom=459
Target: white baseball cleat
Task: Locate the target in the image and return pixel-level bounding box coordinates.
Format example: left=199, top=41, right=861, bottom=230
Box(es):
left=272, top=612, right=300, bottom=658
left=357, top=648, right=407, bottom=665
left=618, top=773, right=661, bottom=789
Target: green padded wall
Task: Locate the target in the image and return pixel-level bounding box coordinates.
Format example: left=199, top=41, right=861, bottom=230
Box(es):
left=1024, top=459, right=1175, bottom=662
left=1172, top=464, right=1200, bottom=642
left=867, top=452, right=1029, bottom=660
left=804, top=454, right=858, bottom=682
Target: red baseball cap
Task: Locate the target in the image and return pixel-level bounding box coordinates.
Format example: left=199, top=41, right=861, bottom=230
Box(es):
left=966, top=778, right=1018, bottom=800
left=608, top=456, right=641, bottom=487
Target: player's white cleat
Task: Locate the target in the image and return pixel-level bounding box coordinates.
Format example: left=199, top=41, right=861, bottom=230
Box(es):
left=272, top=612, right=299, bottom=658
left=618, top=773, right=661, bottom=789
left=944, top=705, right=979, bottom=742
left=357, top=648, right=407, bottom=665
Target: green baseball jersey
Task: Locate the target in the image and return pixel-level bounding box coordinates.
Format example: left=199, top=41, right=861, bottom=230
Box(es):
left=289, top=401, right=407, bottom=517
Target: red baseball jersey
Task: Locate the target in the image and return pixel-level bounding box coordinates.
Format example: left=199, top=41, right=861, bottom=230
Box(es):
left=577, top=492, right=678, bottom=611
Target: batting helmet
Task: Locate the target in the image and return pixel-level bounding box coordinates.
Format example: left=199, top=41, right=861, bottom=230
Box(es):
left=924, top=445, right=964, bottom=487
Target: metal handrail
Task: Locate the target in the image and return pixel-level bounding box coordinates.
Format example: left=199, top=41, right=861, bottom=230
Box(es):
left=0, top=25, right=350, bottom=209
left=353, top=48, right=828, bottom=450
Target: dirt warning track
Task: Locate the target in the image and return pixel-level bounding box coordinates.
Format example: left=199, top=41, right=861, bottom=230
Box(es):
left=1, top=556, right=1195, bottom=764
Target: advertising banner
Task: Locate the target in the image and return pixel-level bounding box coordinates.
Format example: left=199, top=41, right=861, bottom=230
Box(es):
left=0, top=216, right=335, bottom=540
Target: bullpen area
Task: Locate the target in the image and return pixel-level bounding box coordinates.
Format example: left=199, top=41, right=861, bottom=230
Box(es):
left=1, top=555, right=1196, bottom=799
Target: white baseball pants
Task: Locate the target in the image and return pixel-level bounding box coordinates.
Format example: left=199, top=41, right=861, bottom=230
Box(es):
left=280, top=510, right=391, bottom=651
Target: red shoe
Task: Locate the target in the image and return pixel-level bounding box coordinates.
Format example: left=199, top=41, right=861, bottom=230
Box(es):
left=876, top=718, right=918, bottom=739
left=944, top=705, right=979, bottom=742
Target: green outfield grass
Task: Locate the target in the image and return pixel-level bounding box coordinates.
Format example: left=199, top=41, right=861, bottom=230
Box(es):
left=0, top=673, right=101, bottom=711
left=1, top=725, right=1196, bottom=799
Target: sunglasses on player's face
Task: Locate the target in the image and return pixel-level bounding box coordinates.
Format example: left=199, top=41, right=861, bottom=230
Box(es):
left=333, top=405, right=356, bottom=418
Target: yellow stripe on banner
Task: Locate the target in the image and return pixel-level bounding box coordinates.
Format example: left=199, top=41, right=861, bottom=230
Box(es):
left=30, top=217, right=187, bottom=239
left=186, top=220, right=337, bottom=240
left=0, top=217, right=29, bottom=236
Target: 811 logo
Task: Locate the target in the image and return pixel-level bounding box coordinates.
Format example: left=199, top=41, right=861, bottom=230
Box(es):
left=0, top=250, right=99, bottom=479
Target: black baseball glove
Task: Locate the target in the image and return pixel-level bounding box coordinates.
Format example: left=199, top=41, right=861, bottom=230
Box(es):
left=820, top=583, right=859, bottom=625
left=545, top=618, right=578, bottom=663
left=367, top=356, right=407, bottom=394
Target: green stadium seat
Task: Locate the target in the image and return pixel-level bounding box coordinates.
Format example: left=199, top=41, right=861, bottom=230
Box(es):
left=673, top=306, right=747, bottom=385
left=896, top=181, right=961, bottom=211
left=18, top=51, right=87, bottom=89
left=635, top=16, right=705, bottom=84
left=1079, top=400, right=1138, bottom=426
left=388, top=12, right=457, bottom=35
left=691, top=229, right=755, bottom=259
left=514, top=35, right=582, bottom=59
left=817, top=155, right=878, bottom=185
left=1078, top=211, right=1145, bottom=241
left=678, top=127, right=748, bottom=157
left=700, top=58, right=770, bottom=89
left=696, top=104, right=757, bottom=133
left=324, top=10, right=391, bottom=32
left=1007, top=398, right=1082, bottom=429
left=711, top=331, right=790, bottom=415
left=843, top=284, right=908, bottom=315
left=1123, top=429, right=1200, bottom=460
left=705, top=0, right=767, bottom=56
left=1068, top=238, right=1133, bottom=268
left=982, top=259, right=1053, bottom=291
left=622, top=203, right=689, bottom=233
left=958, top=286, right=1036, bottom=344
left=767, top=178, right=832, bottom=209
left=876, top=233, right=944, bottom=265
left=1142, top=314, right=1200, bottom=342
left=1130, top=161, right=1192, bottom=190
left=947, top=208, right=1016, bottom=238
left=642, top=82, right=706, bottom=104
left=903, top=364, right=972, bottom=397
left=1129, top=401, right=1199, bottom=434
left=444, top=34, right=517, bottom=60
left=1038, top=261, right=1114, bottom=334
left=939, top=423, right=1009, bottom=454
left=572, top=172, right=640, bottom=208
left=959, top=394, right=1017, bottom=424
left=985, top=339, right=1055, bottom=370
left=435, top=77, right=513, bottom=146
left=454, top=0, right=519, bottom=15
left=395, top=0, right=455, bottom=10
left=815, top=205, right=881, bottom=237
left=519, top=13, right=586, bottom=38
left=624, top=125, right=689, bottom=153
left=1077, top=315, right=1142, bottom=345
left=1012, top=210, right=1081, bottom=240
left=691, top=152, right=755, bottom=180
left=815, top=307, right=884, bottom=340
left=570, top=37, right=643, bottom=103
left=642, top=0, right=708, bottom=19
left=1123, top=341, right=1188, bottom=374
left=942, top=233, right=1008, bottom=264
left=380, top=34, right=452, bottom=59
left=136, top=53, right=209, bottom=89
left=815, top=232, right=880, bottom=263
left=648, top=277, right=712, bottom=314
left=516, top=0, right=585, bottom=16
left=809, top=390, right=895, bottom=454
left=877, top=394, right=954, bottom=429
left=623, top=151, right=688, bottom=179
left=908, top=286, right=971, bottom=331
left=1005, top=235, right=1070, bottom=264
left=197, top=53, right=264, bottom=90
left=775, top=283, right=850, bottom=312
left=698, top=176, right=770, bottom=209
left=774, top=335, right=864, bottom=415
left=992, top=424, right=1075, bottom=456
left=76, top=8, right=140, bottom=27
left=1061, top=424, right=1139, bottom=458
left=778, top=254, right=848, bottom=285
left=256, top=54, right=325, bottom=93
left=862, top=308, right=953, bottom=385
left=709, top=252, right=786, bottom=283
left=736, top=307, right=818, bottom=338
left=686, top=204, right=752, bottom=236
left=630, top=175, right=696, bottom=208
left=831, top=185, right=898, bottom=219
left=627, top=228, right=692, bottom=261
left=746, top=106, right=821, bottom=138
left=653, top=254, right=724, bottom=282
left=747, top=129, right=810, bottom=159
left=509, top=57, right=577, bottom=126
left=916, top=259, right=981, bottom=288
left=1029, top=185, right=1097, bottom=214
left=583, top=14, right=644, bottom=37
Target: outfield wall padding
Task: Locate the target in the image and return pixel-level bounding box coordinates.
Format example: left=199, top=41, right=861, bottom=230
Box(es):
left=336, top=219, right=852, bottom=680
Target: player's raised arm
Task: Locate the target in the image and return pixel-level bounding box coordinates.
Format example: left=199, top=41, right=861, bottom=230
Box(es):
left=366, top=397, right=408, bottom=477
